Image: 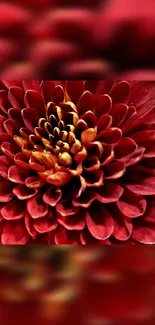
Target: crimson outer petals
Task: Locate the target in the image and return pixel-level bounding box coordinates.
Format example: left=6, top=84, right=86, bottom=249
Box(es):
left=117, top=189, right=147, bottom=218
left=130, top=130, right=155, bottom=157
left=80, top=228, right=111, bottom=244
left=13, top=184, right=36, bottom=200
left=109, top=204, right=133, bottom=241
left=125, top=170, right=155, bottom=195
left=0, top=156, right=12, bottom=179
left=55, top=226, right=80, bottom=244
left=33, top=210, right=58, bottom=233
left=0, top=180, right=14, bottom=202
left=66, top=80, right=84, bottom=104
left=58, top=209, right=85, bottom=230
left=8, top=165, right=31, bottom=184
left=86, top=201, right=114, bottom=240
left=104, top=161, right=125, bottom=179
left=1, top=198, right=25, bottom=220
left=27, top=193, right=48, bottom=218
left=114, top=137, right=137, bottom=160
left=77, top=91, right=95, bottom=115
left=21, top=108, right=39, bottom=132
left=1, top=220, right=30, bottom=244
left=109, top=81, right=131, bottom=104
left=96, top=127, right=122, bottom=144
left=95, top=182, right=124, bottom=203
left=95, top=94, right=112, bottom=118
left=24, top=212, right=37, bottom=239
left=8, top=86, right=25, bottom=110
left=24, top=90, right=45, bottom=116
left=132, top=222, right=155, bottom=244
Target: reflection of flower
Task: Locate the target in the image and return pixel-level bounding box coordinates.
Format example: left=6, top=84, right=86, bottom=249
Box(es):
left=1, top=81, right=155, bottom=244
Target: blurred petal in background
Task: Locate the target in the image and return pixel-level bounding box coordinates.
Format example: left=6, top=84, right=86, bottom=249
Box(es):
left=0, top=0, right=155, bottom=79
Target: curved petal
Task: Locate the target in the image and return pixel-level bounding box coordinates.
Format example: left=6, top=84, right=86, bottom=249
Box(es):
left=96, top=183, right=124, bottom=203
left=58, top=209, right=85, bottom=230
left=117, top=189, right=147, bottom=218
left=55, top=226, right=80, bottom=244
left=27, top=193, right=48, bottom=218
left=86, top=201, right=114, bottom=240
left=1, top=198, right=25, bottom=220
left=43, top=186, right=62, bottom=206
left=13, top=184, right=36, bottom=200
left=1, top=220, right=29, bottom=244
left=0, top=180, right=14, bottom=202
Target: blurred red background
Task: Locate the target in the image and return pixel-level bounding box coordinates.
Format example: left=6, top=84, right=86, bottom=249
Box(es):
left=0, top=0, right=155, bottom=79
left=0, top=246, right=155, bottom=325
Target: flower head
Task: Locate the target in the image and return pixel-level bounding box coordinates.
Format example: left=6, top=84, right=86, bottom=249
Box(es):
left=0, top=80, right=155, bottom=244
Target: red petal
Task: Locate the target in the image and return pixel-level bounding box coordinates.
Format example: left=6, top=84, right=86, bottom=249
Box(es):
left=96, top=127, right=122, bottom=144
left=43, top=186, right=62, bottom=206
left=0, top=115, right=5, bottom=132
left=1, top=198, right=25, bottom=220
left=117, top=189, right=147, bottom=218
left=96, top=183, right=124, bottom=203
left=56, top=199, right=79, bottom=216
left=104, top=161, right=125, bottom=179
left=81, top=111, right=97, bottom=128
left=25, top=176, right=46, bottom=189
left=1, top=142, right=19, bottom=159
left=22, top=81, right=41, bottom=92
left=13, top=184, right=36, bottom=200
left=25, top=212, right=37, bottom=239
left=108, top=204, right=133, bottom=241
left=0, top=90, right=9, bottom=114
left=27, top=193, right=48, bottom=218
left=129, top=81, right=155, bottom=107
left=55, top=226, right=80, bottom=244
left=8, top=108, right=23, bottom=124
left=110, top=103, right=128, bottom=127
left=8, top=86, right=24, bottom=110
left=24, top=90, right=45, bottom=116
left=53, top=85, right=64, bottom=103
left=132, top=222, right=155, bottom=244
left=0, top=155, right=11, bottom=179
left=21, top=108, right=39, bottom=132
left=33, top=211, right=58, bottom=233
left=3, top=119, right=21, bottom=136
left=73, top=188, right=96, bottom=208
left=1, top=220, right=29, bottom=244
left=95, top=94, right=112, bottom=118
left=58, top=209, right=85, bottom=231
left=125, top=147, right=145, bottom=167
left=0, top=180, right=14, bottom=202
left=109, top=81, right=130, bottom=104
left=80, top=228, right=111, bottom=244
left=125, top=168, right=155, bottom=195
left=97, top=115, right=112, bottom=133
left=77, top=91, right=95, bottom=115
left=131, top=130, right=155, bottom=158
left=40, top=80, right=55, bottom=104
left=114, top=137, right=137, bottom=160
left=86, top=201, right=114, bottom=240
left=8, top=165, right=30, bottom=184
left=66, top=80, right=84, bottom=104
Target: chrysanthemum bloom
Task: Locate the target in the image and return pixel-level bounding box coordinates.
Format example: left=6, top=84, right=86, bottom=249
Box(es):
left=0, top=80, right=155, bottom=245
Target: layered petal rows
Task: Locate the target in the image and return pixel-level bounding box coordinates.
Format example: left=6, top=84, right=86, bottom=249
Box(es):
left=0, top=80, right=155, bottom=244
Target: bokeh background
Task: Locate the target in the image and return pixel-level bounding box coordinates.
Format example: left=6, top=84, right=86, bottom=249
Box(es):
left=0, top=246, right=155, bottom=325
left=0, top=0, right=155, bottom=79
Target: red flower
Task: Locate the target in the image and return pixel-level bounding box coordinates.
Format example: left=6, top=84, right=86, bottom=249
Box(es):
left=0, top=80, right=155, bottom=244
